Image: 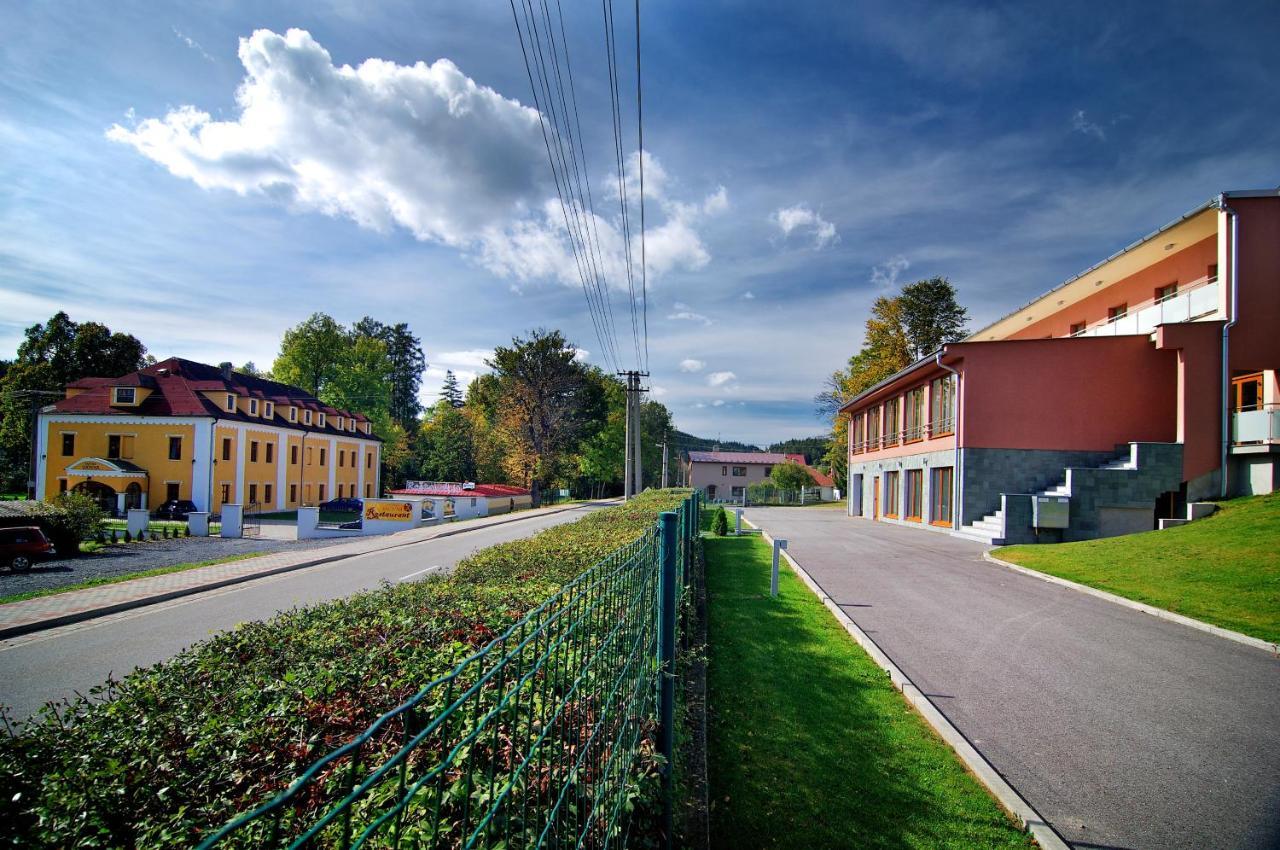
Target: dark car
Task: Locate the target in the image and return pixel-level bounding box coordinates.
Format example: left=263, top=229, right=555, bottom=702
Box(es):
left=0, top=526, right=54, bottom=572
left=318, top=497, right=363, bottom=513
left=154, top=499, right=199, bottom=521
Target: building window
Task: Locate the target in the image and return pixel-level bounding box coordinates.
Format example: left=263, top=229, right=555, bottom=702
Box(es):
left=347, top=418, right=354, bottom=431
left=1107, top=303, right=1128, bottom=321
left=248, top=483, right=258, bottom=504
left=884, top=399, right=900, bottom=446
left=337, top=483, right=343, bottom=498
left=883, top=472, right=900, bottom=518
left=304, top=410, right=313, bottom=425
left=290, top=483, right=298, bottom=503
left=220, top=483, right=231, bottom=504
left=264, top=483, right=273, bottom=504
left=318, top=413, right=326, bottom=428
left=867, top=407, right=880, bottom=451
left=288, top=406, right=297, bottom=423
left=366, top=483, right=372, bottom=498
left=318, top=484, right=326, bottom=502
left=931, top=467, right=954, bottom=527
left=929, top=376, right=954, bottom=436
left=226, top=394, right=237, bottom=412
left=59, top=478, right=68, bottom=493
left=1070, top=321, right=1087, bottom=336
left=112, top=387, right=135, bottom=405
left=291, top=445, right=299, bottom=465
left=904, top=469, right=923, bottom=521
left=249, top=399, right=259, bottom=416
left=250, top=441, right=259, bottom=463
left=265, top=443, right=274, bottom=464
left=319, top=448, right=327, bottom=466
left=168, top=436, right=182, bottom=460
left=905, top=387, right=925, bottom=442
left=265, top=402, right=274, bottom=418
left=722, top=465, right=728, bottom=476
left=108, top=434, right=121, bottom=459
left=338, top=449, right=344, bottom=468
left=1232, top=373, right=1263, bottom=412
left=222, top=437, right=232, bottom=462
left=166, top=482, right=180, bottom=501
left=731, top=486, right=745, bottom=500
left=366, top=452, right=372, bottom=469
left=763, top=466, right=773, bottom=476
left=1155, top=283, right=1178, bottom=302
left=732, top=466, right=747, bottom=477
left=307, top=447, right=313, bottom=465
left=61, top=433, right=75, bottom=457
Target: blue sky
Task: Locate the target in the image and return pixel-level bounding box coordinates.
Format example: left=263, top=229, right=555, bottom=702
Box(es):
left=2, top=0, right=1278, bottom=445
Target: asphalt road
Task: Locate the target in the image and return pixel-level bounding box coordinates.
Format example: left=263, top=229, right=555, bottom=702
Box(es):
left=745, top=507, right=1280, bottom=850
left=0, top=503, right=605, bottom=719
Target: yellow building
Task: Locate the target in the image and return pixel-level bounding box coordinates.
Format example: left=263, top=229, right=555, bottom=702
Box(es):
left=36, top=358, right=382, bottom=515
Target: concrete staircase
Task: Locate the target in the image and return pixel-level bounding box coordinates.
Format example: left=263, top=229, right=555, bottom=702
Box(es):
left=953, top=444, right=1156, bottom=545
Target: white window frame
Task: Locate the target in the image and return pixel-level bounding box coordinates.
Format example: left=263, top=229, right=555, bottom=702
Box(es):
left=249, top=398, right=259, bottom=416
left=318, top=412, right=326, bottom=428
left=226, top=393, right=237, bottom=412
left=346, top=417, right=354, bottom=431
left=304, top=410, right=313, bottom=425
left=264, top=402, right=274, bottom=418
left=288, top=406, right=297, bottom=423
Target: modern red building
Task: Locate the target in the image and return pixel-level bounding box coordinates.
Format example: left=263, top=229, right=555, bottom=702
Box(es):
left=841, top=189, right=1279, bottom=544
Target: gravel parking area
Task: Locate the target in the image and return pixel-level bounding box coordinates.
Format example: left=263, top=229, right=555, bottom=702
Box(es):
left=1, top=536, right=341, bottom=598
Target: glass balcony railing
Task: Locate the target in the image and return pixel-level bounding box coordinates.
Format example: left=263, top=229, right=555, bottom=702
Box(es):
left=1072, top=275, right=1220, bottom=338
left=1232, top=405, right=1280, bottom=445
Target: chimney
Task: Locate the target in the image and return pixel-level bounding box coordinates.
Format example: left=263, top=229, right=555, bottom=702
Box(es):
left=219, top=362, right=233, bottom=381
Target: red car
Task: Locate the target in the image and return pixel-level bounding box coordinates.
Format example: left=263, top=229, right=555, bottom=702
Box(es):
left=0, top=526, right=54, bottom=572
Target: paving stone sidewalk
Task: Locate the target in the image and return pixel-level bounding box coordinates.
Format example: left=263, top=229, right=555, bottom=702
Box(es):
left=0, top=503, right=594, bottom=638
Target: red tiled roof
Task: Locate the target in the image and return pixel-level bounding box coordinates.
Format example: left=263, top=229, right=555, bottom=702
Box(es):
left=45, top=357, right=380, bottom=440
left=687, top=451, right=794, bottom=464
left=804, top=465, right=835, bottom=487
left=389, top=482, right=531, bottom=498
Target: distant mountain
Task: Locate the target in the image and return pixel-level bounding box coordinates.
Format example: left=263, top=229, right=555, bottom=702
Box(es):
left=671, top=430, right=761, bottom=456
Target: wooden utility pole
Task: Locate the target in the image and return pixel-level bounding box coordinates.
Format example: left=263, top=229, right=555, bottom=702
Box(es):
left=661, top=438, right=669, bottom=489
left=617, top=370, right=649, bottom=500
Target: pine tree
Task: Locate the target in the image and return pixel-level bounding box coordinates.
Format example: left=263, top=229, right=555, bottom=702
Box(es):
left=441, top=370, right=464, bottom=409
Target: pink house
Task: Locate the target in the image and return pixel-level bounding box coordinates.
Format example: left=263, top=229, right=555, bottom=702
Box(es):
left=841, top=188, right=1279, bottom=544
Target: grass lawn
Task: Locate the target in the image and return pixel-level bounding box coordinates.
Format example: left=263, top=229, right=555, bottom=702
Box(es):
left=704, top=534, right=1032, bottom=849
left=993, top=492, right=1280, bottom=644
left=0, top=552, right=265, bottom=605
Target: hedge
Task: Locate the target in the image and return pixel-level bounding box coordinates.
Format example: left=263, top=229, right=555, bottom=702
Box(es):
left=0, top=489, right=692, bottom=849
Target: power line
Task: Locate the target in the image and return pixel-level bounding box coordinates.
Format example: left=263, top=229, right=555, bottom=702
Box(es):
left=634, top=0, right=649, bottom=372
left=602, top=0, right=642, bottom=370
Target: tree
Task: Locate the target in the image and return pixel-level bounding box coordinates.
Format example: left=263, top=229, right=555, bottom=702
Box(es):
left=416, top=401, right=475, bottom=481
left=577, top=371, right=628, bottom=490
left=711, top=506, right=728, bottom=536
left=767, top=436, right=829, bottom=466
left=441, top=370, right=464, bottom=409
left=487, top=329, right=596, bottom=507
left=271, top=313, right=347, bottom=398
left=0, top=312, right=147, bottom=491
left=770, top=461, right=814, bottom=493
left=899, top=277, right=969, bottom=360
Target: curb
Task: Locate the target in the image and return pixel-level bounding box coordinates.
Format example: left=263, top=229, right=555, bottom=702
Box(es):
left=982, top=552, right=1279, bottom=657
left=742, top=517, right=1070, bottom=850
left=0, top=501, right=601, bottom=641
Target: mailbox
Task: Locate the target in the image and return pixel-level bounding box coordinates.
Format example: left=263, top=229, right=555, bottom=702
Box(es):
left=1033, top=496, right=1070, bottom=529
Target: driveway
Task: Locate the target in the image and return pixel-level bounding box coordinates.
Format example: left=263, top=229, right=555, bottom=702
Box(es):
left=744, top=507, right=1280, bottom=850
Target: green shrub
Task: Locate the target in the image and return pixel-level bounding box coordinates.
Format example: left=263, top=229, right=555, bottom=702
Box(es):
left=712, top=506, right=729, bottom=536
left=150, top=530, right=158, bottom=541
left=0, top=489, right=694, bottom=849
left=184, top=526, right=191, bottom=537
left=123, top=529, right=131, bottom=543
left=109, top=529, right=118, bottom=544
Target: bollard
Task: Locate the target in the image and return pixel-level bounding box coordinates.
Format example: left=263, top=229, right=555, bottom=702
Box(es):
left=734, top=508, right=743, bottom=536
left=771, top=538, right=788, bottom=598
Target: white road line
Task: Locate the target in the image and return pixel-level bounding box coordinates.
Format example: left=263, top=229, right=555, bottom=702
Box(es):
left=398, top=565, right=443, bottom=582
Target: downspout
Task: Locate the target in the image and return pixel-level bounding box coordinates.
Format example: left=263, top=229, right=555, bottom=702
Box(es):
left=935, top=349, right=963, bottom=527
left=1219, top=194, right=1239, bottom=498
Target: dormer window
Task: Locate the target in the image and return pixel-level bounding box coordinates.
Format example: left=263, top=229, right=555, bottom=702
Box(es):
left=362, top=422, right=371, bottom=434
left=264, top=402, right=274, bottom=418
left=318, top=413, right=326, bottom=428
left=226, top=394, right=237, bottom=412
left=112, top=387, right=136, bottom=405
left=288, top=406, right=297, bottom=423
left=346, top=417, right=354, bottom=431
left=249, top=399, right=259, bottom=416
left=304, top=410, right=313, bottom=425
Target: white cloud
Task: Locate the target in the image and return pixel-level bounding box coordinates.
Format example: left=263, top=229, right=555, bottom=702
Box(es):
left=707, top=370, right=736, bottom=387
left=743, top=291, right=755, bottom=300
left=108, top=29, right=723, bottom=291
left=870, top=254, right=910, bottom=291
left=573, top=348, right=589, bottom=362
left=172, top=26, right=216, bottom=63
left=711, top=399, right=726, bottom=407
left=770, top=203, right=838, bottom=248
left=1072, top=109, right=1105, bottom=141
left=434, top=349, right=493, bottom=369
left=679, top=358, right=705, bottom=372
left=668, top=302, right=712, bottom=326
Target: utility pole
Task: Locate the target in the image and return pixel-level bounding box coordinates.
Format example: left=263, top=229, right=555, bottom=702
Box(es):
left=661, top=438, right=669, bottom=489
left=617, top=370, right=649, bottom=501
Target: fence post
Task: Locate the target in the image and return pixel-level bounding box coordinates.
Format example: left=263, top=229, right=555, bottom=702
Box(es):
left=771, top=538, right=788, bottom=598
left=656, top=510, right=678, bottom=849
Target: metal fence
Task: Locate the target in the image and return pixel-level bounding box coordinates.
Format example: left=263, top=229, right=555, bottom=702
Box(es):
left=199, top=492, right=700, bottom=850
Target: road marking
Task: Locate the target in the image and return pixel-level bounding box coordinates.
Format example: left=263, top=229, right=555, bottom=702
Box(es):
left=398, top=565, right=443, bottom=582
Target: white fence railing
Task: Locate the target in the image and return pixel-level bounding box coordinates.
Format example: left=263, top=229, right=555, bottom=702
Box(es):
left=1074, top=276, right=1220, bottom=338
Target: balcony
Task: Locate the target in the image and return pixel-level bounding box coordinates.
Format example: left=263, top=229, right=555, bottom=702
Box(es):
left=1072, top=275, right=1219, bottom=338
left=1232, top=405, right=1280, bottom=446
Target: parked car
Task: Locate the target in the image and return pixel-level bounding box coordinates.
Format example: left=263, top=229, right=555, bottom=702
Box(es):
left=318, top=497, right=363, bottom=513
left=0, top=526, right=54, bottom=572
left=154, top=499, right=199, bottom=521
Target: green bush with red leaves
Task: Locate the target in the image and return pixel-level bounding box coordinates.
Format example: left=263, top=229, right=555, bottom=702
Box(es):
left=0, top=489, right=692, bottom=849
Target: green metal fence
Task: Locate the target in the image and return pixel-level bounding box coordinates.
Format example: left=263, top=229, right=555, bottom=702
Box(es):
left=199, top=493, right=700, bottom=850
